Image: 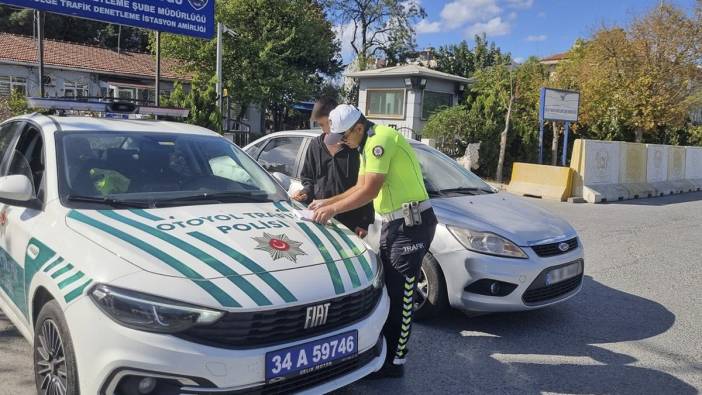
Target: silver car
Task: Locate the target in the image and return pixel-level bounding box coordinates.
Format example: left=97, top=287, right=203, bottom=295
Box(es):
left=244, top=130, right=584, bottom=318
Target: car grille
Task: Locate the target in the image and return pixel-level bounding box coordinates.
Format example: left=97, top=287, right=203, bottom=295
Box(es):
left=531, top=237, right=578, bottom=257
left=522, top=274, right=583, bottom=305
left=177, top=286, right=382, bottom=349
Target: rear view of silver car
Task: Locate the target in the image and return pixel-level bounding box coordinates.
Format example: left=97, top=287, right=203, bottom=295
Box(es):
left=244, top=131, right=584, bottom=319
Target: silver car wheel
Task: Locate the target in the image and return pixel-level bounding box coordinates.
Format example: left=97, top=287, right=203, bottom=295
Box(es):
left=415, top=267, right=429, bottom=311
left=36, top=319, right=68, bottom=395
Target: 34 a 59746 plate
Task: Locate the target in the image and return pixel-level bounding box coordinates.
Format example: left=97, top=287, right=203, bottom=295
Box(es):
left=265, top=330, right=358, bottom=382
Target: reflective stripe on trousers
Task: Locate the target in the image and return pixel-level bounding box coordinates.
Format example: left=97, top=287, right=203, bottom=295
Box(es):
left=379, top=209, right=437, bottom=366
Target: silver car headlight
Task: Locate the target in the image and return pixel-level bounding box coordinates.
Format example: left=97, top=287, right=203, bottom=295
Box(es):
left=447, top=226, right=528, bottom=259
left=368, top=250, right=385, bottom=290
left=90, top=284, right=224, bottom=334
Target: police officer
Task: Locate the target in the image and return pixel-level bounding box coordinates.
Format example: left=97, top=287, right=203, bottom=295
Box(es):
left=310, top=105, right=437, bottom=378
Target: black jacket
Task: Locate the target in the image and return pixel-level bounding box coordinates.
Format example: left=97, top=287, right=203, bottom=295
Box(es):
left=300, top=135, right=375, bottom=231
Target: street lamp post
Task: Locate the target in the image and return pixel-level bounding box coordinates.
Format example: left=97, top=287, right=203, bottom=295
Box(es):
left=216, top=22, right=238, bottom=132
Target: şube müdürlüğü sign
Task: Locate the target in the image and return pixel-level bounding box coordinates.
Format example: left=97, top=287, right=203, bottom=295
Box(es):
left=2, top=0, right=214, bottom=39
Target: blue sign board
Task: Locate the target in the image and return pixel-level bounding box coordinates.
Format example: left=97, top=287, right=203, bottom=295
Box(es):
left=1, top=0, right=214, bottom=39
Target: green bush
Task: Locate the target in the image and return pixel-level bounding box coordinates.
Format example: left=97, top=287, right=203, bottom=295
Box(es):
left=161, top=76, right=221, bottom=132
left=0, top=90, right=28, bottom=121
left=423, top=105, right=500, bottom=178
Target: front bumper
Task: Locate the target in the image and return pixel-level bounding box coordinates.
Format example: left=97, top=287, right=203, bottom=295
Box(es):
left=435, top=246, right=584, bottom=313
left=65, top=288, right=389, bottom=394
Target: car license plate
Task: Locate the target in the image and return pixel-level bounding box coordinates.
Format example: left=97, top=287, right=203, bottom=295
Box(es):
left=545, top=260, right=583, bottom=286
left=265, top=330, right=358, bottom=382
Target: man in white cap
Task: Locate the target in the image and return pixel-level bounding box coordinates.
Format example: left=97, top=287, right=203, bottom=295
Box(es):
left=310, top=104, right=437, bottom=378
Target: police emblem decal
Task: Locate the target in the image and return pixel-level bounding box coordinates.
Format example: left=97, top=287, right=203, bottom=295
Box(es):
left=253, top=233, right=306, bottom=263
left=188, top=0, right=209, bottom=11
left=373, top=145, right=384, bottom=158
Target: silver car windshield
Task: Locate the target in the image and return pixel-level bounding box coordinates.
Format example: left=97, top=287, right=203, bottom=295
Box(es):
left=414, top=144, right=494, bottom=196
left=56, top=131, right=288, bottom=208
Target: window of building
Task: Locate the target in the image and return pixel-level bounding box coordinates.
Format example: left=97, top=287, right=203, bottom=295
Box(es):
left=64, top=81, right=89, bottom=98
left=117, top=87, right=135, bottom=100
left=0, top=76, right=27, bottom=96
left=366, top=89, right=405, bottom=118
left=422, top=91, right=453, bottom=120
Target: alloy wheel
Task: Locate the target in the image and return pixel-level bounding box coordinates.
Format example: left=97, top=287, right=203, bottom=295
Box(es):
left=414, top=267, right=429, bottom=311
left=35, top=319, right=68, bottom=395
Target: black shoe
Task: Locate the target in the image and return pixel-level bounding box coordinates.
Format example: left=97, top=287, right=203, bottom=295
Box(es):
left=364, top=363, right=404, bottom=380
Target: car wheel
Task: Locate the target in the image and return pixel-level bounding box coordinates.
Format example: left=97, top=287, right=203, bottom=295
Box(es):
left=34, top=300, right=80, bottom=395
left=413, top=253, right=448, bottom=321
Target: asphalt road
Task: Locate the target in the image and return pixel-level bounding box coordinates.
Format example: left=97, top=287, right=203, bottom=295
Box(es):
left=2, top=192, right=702, bottom=395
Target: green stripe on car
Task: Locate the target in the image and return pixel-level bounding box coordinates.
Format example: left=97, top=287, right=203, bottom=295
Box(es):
left=331, top=226, right=374, bottom=281
left=314, top=224, right=361, bottom=288
left=23, top=238, right=58, bottom=315
left=58, top=271, right=84, bottom=289
left=296, top=222, right=345, bottom=294
left=100, top=210, right=272, bottom=306
left=50, top=263, right=74, bottom=279
left=42, top=257, right=64, bottom=273
left=273, top=201, right=289, bottom=212
left=188, top=231, right=297, bottom=303
left=64, top=279, right=93, bottom=303
left=67, top=210, right=241, bottom=308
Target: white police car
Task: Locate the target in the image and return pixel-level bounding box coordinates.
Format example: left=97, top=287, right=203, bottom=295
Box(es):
left=0, top=100, right=388, bottom=394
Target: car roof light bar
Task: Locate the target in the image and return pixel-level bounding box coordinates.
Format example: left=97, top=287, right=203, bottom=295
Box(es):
left=139, top=106, right=190, bottom=118
left=26, top=97, right=189, bottom=118
left=27, top=97, right=106, bottom=112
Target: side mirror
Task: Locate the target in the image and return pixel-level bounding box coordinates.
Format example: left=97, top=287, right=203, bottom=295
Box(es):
left=0, top=175, right=35, bottom=202
left=271, top=172, right=291, bottom=191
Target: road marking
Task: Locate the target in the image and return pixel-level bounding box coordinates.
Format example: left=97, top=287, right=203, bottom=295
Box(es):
left=491, top=353, right=605, bottom=366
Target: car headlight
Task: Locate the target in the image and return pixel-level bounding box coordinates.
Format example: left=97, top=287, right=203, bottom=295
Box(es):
left=447, top=226, right=527, bottom=259
left=90, top=284, right=224, bottom=334
left=368, top=251, right=385, bottom=290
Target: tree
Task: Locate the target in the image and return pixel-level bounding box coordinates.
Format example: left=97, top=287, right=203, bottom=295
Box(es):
left=162, top=77, right=221, bottom=132
left=424, top=58, right=547, bottom=180
left=326, top=0, right=426, bottom=70
left=555, top=2, right=702, bottom=143
left=433, top=35, right=511, bottom=78
left=0, top=89, right=28, bottom=121
left=160, top=0, right=340, bottom=131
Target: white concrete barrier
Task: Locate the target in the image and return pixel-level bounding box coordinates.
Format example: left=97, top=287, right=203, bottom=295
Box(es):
left=571, top=139, right=628, bottom=203
left=619, top=142, right=655, bottom=199
left=667, top=146, right=696, bottom=193
left=646, top=144, right=673, bottom=196
left=571, top=140, right=702, bottom=203
left=685, top=146, right=702, bottom=190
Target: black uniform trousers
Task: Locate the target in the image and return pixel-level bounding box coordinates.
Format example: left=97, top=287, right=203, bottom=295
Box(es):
left=379, top=208, right=437, bottom=366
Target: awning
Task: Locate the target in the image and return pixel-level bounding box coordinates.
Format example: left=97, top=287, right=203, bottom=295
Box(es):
left=291, top=101, right=315, bottom=111
left=103, top=80, right=155, bottom=89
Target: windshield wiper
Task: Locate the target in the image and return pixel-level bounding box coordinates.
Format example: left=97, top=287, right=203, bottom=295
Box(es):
left=438, top=187, right=494, bottom=195
left=153, top=192, right=273, bottom=207
left=66, top=195, right=151, bottom=208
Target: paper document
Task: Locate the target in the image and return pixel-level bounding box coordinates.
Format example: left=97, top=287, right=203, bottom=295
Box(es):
left=294, top=209, right=315, bottom=222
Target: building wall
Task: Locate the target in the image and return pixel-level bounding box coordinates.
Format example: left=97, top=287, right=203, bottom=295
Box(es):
left=358, top=77, right=460, bottom=139
left=0, top=63, right=180, bottom=101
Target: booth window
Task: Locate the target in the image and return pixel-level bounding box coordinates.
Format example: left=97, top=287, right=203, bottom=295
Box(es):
left=366, top=89, right=405, bottom=119
left=0, top=76, right=27, bottom=96
left=422, top=91, right=453, bottom=120
left=64, top=81, right=89, bottom=98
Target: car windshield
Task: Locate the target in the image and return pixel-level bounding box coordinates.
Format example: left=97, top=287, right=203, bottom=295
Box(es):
left=55, top=131, right=288, bottom=208
left=414, top=144, right=495, bottom=196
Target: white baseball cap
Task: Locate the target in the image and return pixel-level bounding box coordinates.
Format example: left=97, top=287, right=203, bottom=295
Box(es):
left=325, top=104, right=362, bottom=145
